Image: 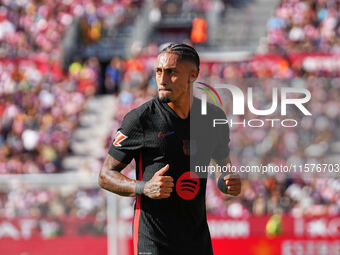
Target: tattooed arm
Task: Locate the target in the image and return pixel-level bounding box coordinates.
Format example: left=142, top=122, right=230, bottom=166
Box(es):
left=98, top=155, right=137, bottom=197
left=98, top=155, right=174, bottom=198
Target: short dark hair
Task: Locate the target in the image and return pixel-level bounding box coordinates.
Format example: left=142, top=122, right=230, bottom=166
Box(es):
left=160, top=43, right=200, bottom=72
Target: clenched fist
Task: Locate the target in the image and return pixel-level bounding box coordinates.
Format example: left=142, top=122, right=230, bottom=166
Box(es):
left=144, top=164, right=174, bottom=199
left=224, top=174, right=241, bottom=196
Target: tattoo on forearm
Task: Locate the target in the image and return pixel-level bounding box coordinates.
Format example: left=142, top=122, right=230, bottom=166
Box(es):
left=99, top=155, right=137, bottom=197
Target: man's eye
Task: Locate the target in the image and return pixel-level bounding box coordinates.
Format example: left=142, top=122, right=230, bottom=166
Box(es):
left=156, top=70, right=162, bottom=75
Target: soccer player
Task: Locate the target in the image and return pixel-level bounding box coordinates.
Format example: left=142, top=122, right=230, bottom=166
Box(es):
left=99, top=43, right=241, bottom=255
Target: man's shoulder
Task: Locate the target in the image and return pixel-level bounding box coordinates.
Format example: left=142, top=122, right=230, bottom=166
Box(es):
left=124, top=97, right=158, bottom=120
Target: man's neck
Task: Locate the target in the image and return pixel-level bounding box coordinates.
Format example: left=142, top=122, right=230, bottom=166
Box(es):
left=167, top=94, right=193, bottom=119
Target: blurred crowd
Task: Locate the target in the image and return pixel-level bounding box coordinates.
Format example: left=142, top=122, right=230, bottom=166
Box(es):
left=200, top=57, right=340, bottom=217
left=197, top=59, right=340, bottom=168
left=0, top=0, right=142, bottom=57
left=267, top=0, right=340, bottom=53
left=207, top=176, right=340, bottom=217
left=0, top=185, right=105, bottom=219
left=0, top=58, right=99, bottom=174
left=0, top=185, right=106, bottom=236
left=155, top=0, right=212, bottom=16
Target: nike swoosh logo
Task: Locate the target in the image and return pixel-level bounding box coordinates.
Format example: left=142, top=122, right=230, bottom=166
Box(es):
left=158, top=131, right=175, bottom=139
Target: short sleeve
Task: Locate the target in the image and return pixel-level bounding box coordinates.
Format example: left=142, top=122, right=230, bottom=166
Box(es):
left=108, top=110, right=143, bottom=164
left=211, top=110, right=230, bottom=160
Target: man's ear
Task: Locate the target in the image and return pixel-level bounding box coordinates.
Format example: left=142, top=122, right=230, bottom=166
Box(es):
left=189, top=71, right=199, bottom=84
left=190, top=76, right=196, bottom=83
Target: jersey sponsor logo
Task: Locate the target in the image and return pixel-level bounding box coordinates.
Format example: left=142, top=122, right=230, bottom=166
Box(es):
left=113, top=131, right=127, bottom=147
left=176, top=171, right=200, bottom=200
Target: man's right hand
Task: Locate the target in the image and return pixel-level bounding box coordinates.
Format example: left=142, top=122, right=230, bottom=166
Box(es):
left=144, top=164, right=174, bottom=199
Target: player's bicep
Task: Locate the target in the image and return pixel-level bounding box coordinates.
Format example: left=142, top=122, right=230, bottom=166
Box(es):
left=99, top=154, right=127, bottom=188
left=102, top=154, right=127, bottom=173
left=99, top=154, right=137, bottom=197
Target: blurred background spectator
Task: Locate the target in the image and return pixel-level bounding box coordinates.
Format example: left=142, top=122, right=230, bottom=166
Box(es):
left=267, top=0, right=340, bottom=53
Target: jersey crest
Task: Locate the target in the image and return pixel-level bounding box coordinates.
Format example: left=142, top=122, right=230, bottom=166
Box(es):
left=113, top=131, right=128, bottom=147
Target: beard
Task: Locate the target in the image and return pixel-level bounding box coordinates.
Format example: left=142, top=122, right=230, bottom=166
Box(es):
left=159, top=96, right=171, bottom=103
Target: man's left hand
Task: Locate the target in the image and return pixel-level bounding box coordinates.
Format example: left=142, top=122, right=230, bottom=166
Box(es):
left=224, top=174, right=241, bottom=196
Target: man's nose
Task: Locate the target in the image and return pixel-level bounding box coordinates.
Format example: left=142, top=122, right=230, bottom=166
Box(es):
left=159, top=71, right=169, bottom=85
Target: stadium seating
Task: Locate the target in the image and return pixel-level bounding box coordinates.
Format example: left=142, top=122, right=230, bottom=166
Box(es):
left=267, top=0, right=340, bottom=52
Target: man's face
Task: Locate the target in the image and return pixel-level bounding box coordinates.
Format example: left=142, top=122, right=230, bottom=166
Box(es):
left=155, top=52, right=196, bottom=103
